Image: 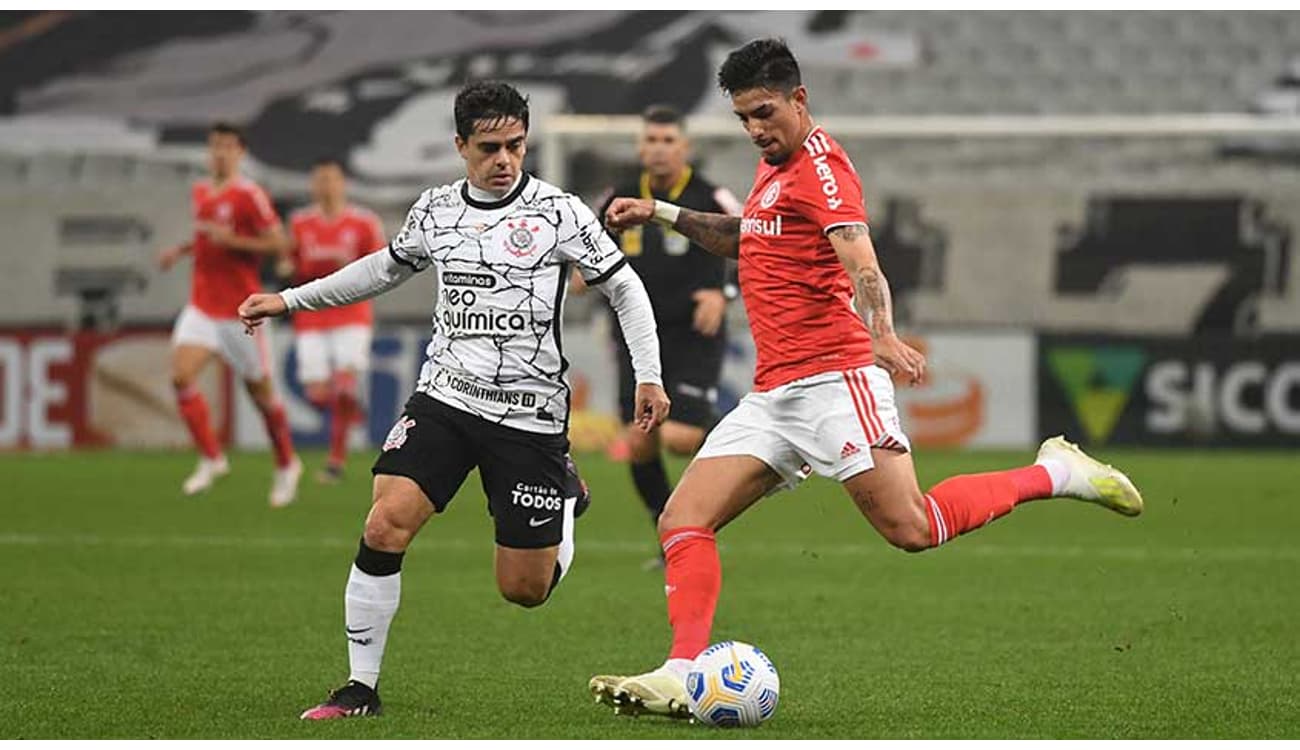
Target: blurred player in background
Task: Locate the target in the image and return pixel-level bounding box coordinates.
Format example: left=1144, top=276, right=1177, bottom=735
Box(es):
left=589, top=38, right=1146, bottom=719
left=239, top=81, right=670, bottom=720
left=157, top=122, right=301, bottom=507
left=285, top=158, right=386, bottom=484
left=598, top=105, right=741, bottom=564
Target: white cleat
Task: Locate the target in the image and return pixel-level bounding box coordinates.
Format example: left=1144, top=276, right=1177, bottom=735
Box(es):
left=269, top=456, right=303, bottom=508
left=589, top=667, right=692, bottom=720
left=182, top=455, right=230, bottom=496
left=1037, top=435, right=1143, bottom=516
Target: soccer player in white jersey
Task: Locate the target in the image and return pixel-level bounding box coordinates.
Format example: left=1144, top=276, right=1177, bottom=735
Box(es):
left=239, top=82, right=671, bottom=720
left=587, top=39, right=1145, bottom=719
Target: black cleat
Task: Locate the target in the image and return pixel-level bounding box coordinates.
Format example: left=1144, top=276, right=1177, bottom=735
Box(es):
left=300, top=680, right=382, bottom=720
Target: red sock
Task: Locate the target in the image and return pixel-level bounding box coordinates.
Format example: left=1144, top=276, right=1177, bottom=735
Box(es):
left=329, top=372, right=359, bottom=468
left=660, top=526, right=721, bottom=661
left=923, top=465, right=1052, bottom=546
left=260, top=401, right=295, bottom=468
left=175, top=385, right=222, bottom=459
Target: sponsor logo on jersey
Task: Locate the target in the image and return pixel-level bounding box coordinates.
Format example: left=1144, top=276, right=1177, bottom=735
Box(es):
left=434, top=368, right=538, bottom=408
left=505, top=219, right=541, bottom=257
left=440, top=307, right=529, bottom=334
left=740, top=215, right=782, bottom=237
left=382, top=416, right=415, bottom=451
left=442, top=271, right=496, bottom=289
left=759, top=181, right=781, bottom=209
left=812, top=153, right=843, bottom=211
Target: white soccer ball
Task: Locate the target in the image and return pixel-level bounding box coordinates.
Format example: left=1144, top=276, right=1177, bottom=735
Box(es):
left=685, top=640, right=780, bottom=727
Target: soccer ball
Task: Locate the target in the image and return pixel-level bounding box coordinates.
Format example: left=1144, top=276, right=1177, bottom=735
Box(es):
left=685, top=640, right=780, bottom=727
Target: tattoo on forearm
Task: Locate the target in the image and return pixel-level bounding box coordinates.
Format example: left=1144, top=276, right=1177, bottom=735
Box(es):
left=674, top=209, right=740, bottom=259
left=855, top=265, right=895, bottom=338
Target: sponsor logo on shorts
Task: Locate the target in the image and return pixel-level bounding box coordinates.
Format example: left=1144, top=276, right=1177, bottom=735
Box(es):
left=382, top=417, right=415, bottom=451
left=528, top=516, right=555, bottom=528
left=511, top=482, right=565, bottom=511
left=840, top=441, right=860, bottom=458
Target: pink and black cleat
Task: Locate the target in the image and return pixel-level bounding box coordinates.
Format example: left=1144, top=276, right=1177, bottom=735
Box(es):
left=300, top=680, right=382, bottom=720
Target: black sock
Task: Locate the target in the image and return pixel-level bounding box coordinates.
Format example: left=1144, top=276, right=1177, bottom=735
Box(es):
left=629, top=457, right=672, bottom=520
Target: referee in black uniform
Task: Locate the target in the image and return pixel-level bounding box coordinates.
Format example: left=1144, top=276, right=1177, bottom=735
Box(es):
left=598, top=105, right=741, bottom=559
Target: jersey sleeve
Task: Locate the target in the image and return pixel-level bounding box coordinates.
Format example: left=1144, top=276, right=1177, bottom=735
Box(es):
left=790, top=148, right=868, bottom=233
left=243, top=184, right=281, bottom=232
left=388, top=191, right=433, bottom=271
left=555, top=194, right=626, bottom=284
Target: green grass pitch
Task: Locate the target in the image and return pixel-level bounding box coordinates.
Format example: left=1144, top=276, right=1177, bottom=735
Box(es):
left=2, top=447, right=1297, bottom=738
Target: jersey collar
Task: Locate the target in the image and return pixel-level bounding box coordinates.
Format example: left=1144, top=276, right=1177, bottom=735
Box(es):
left=462, top=173, right=531, bottom=210
left=639, top=165, right=692, bottom=202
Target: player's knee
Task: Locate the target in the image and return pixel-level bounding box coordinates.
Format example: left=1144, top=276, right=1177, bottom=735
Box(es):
left=499, top=578, right=550, bottom=608
left=362, top=503, right=415, bottom=553
left=304, top=383, right=331, bottom=409
left=662, top=430, right=704, bottom=456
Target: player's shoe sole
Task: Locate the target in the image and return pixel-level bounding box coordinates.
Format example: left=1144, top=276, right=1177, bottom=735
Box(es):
left=589, top=671, right=691, bottom=720
left=1037, top=435, right=1143, bottom=516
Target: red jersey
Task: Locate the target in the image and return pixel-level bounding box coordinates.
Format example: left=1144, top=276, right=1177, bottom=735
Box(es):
left=190, top=178, right=280, bottom=318
left=289, top=205, right=385, bottom=330
left=739, top=126, right=874, bottom=391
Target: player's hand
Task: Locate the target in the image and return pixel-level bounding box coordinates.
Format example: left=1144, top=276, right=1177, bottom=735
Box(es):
left=691, top=288, right=727, bottom=337
left=156, top=245, right=186, bottom=271
left=237, top=292, right=288, bottom=334
left=873, top=333, right=927, bottom=386
left=633, top=382, right=671, bottom=432
left=605, top=198, right=655, bottom=231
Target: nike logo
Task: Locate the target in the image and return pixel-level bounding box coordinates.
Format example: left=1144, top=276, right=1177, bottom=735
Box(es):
left=345, top=626, right=372, bottom=635
left=528, top=516, right=555, bottom=528
left=347, top=636, right=374, bottom=646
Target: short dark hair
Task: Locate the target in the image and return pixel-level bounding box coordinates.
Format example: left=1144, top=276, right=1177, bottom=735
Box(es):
left=209, top=121, right=246, bottom=147
left=311, top=156, right=344, bottom=171
left=717, top=38, right=802, bottom=96
left=642, top=104, right=684, bottom=129
left=454, top=81, right=530, bottom=141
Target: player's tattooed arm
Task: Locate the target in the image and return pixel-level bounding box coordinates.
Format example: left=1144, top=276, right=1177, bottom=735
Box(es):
left=672, top=208, right=741, bottom=259
left=828, top=223, right=926, bottom=384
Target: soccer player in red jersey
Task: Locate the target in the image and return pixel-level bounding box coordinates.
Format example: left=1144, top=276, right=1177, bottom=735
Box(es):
left=157, top=122, right=302, bottom=507
left=589, top=39, right=1145, bottom=718
left=285, top=158, right=386, bottom=484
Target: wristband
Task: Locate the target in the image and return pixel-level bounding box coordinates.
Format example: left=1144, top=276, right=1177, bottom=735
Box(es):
left=652, top=200, right=681, bottom=227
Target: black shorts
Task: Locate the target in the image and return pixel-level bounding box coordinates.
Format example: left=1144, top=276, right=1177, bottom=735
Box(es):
left=617, top=322, right=724, bottom=430
left=372, top=392, right=583, bottom=549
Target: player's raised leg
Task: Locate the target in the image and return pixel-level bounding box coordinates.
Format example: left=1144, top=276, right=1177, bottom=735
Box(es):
left=590, top=453, right=782, bottom=719
left=301, top=474, right=434, bottom=720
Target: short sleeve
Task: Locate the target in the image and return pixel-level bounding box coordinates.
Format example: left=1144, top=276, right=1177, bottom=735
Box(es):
left=244, top=185, right=281, bottom=232
left=790, top=147, right=868, bottom=233
left=388, top=192, right=432, bottom=271
left=555, top=194, right=626, bottom=284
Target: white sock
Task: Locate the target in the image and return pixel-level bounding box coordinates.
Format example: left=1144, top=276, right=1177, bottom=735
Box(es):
left=1035, top=458, right=1070, bottom=495
left=345, top=564, right=401, bottom=689
left=662, top=658, right=692, bottom=677
left=555, top=495, right=577, bottom=585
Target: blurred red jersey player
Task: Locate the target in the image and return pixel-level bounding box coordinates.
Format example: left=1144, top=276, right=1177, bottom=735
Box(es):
left=157, top=122, right=301, bottom=507
left=285, top=158, right=385, bottom=483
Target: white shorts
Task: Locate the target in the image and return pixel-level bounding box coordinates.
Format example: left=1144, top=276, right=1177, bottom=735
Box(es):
left=697, top=364, right=911, bottom=492
left=171, top=304, right=271, bottom=381
left=294, top=325, right=373, bottom=384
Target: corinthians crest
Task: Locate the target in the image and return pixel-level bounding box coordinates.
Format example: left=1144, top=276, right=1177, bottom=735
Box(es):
left=504, top=219, right=542, bottom=257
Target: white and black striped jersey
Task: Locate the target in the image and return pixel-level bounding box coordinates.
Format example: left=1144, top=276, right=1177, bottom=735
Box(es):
left=388, top=173, right=625, bottom=435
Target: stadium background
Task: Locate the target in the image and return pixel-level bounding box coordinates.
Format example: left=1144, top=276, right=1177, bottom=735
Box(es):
left=2, top=10, right=1299, bottom=739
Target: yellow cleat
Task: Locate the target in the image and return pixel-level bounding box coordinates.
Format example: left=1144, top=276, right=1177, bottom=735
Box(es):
left=589, top=668, right=692, bottom=720
left=1037, top=435, right=1143, bottom=516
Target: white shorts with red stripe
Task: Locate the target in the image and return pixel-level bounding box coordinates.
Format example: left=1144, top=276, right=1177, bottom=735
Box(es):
left=696, top=364, right=910, bottom=491
left=294, top=325, right=373, bottom=384
left=171, top=304, right=272, bottom=381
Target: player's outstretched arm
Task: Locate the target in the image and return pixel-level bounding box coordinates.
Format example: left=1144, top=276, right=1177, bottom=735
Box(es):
left=592, top=265, right=671, bottom=431
left=828, top=223, right=927, bottom=385
left=240, top=248, right=417, bottom=331
left=605, top=197, right=740, bottom=259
